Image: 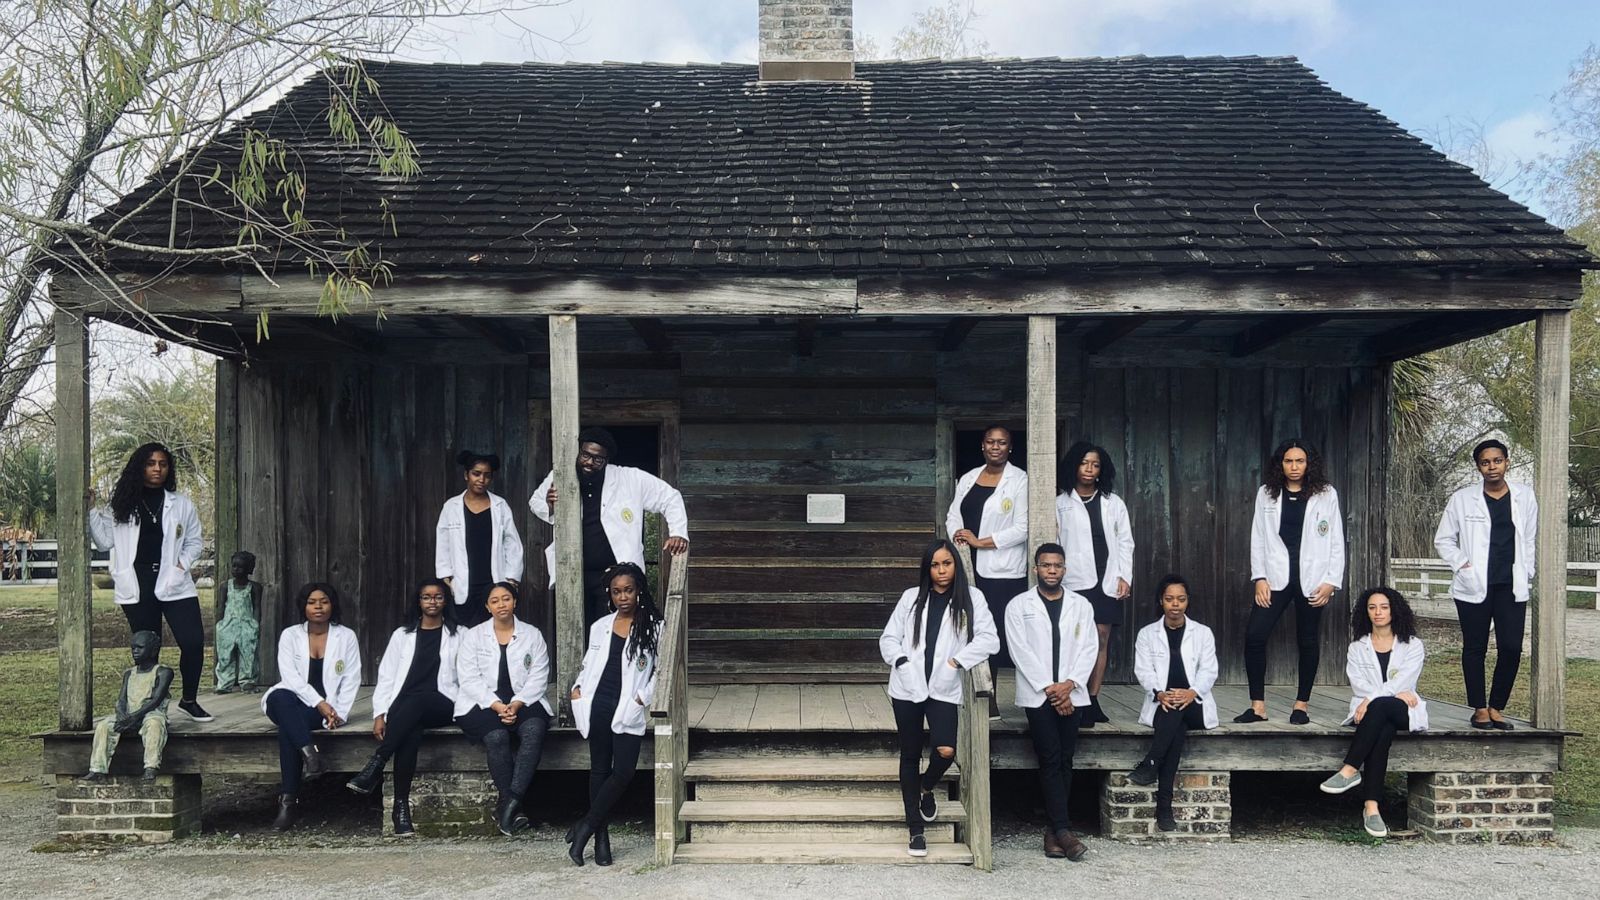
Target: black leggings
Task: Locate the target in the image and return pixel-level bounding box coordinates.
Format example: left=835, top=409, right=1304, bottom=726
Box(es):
left=265, top=689, right=324, bottom=794
left=1343, top=696, right=1411, bottom=803
left=1144, top=702, right=1206, bottom=806
left=974, top=574, right=1026, bottom=669
left=123, top=588, right=205, bottom=702
left=457, top=704, right=550, bottom=801
left=1457, top=586, right=1526, bottom=711
left=891, top=697, right=959, bottom=836
left=376, top=690, right=455, bottom=802
left=1244, top=579, right=1323, bottom=702
left=1024, top=703, right=1083, bottom=832
left=584, top=699, right=644, bottom=828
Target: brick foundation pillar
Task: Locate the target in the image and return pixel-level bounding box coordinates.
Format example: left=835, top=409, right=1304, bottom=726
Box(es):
left=56, top=775, right=202, bottom=844
left=1407, top=772, right=1555, bottom=844
left=383, top=772, right=499, bottom=837
left=1100, top=771, right=1231, bottom=840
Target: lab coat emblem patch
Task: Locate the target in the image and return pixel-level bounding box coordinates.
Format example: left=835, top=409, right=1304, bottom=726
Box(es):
left=636, top=655, right=648, bottom=672
left=524, top=653, right=534, bottom=670
left=1001, top=498, right=1013, bottom=514
left=334, top=659, right=346, bottom=676
left=621, top=508, right=634, bottom=524
left=1317, top=519, right=1329, bottom=537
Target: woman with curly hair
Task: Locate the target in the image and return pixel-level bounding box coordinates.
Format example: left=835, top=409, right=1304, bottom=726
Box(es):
left=1235, top=438, right=1345, bottom=725
left=1320, top=587, right=1428, bottom=838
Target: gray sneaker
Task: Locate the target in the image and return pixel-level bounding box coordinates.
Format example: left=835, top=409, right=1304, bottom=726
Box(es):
left=1319, top=770, right=1362, bottom=794
left=1363, top=811, right=1389, bottom=838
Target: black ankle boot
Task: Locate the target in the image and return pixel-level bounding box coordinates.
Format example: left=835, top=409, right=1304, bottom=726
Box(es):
left=300, top=744, right=326, bottom=780
left=346, top=753, right=386, bottom=795
left=594, top=824, right=613, bottom=866
left=498, top=797, right=524, bottom=837
left=273, top=793, right=299, bottom=831
left=392, top=799, right=415, bottom=837
left=568, top=819, right=596, bottom=866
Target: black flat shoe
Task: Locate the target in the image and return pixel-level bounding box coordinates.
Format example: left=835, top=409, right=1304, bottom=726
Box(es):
left=1289, top=709, right=1311, bottom=725
left=1490, top=718, right=1515, bottom=731
left=1470, top=717, right=1495, bottom=730
left=1233, top=709, right=1268, bottom=724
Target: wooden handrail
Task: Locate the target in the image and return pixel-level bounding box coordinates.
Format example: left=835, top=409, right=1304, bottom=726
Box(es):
left=957, top=659, right=994, bottom=871
left=650, top=549, right=690, bottom=719
left=651, top=549, right=690, bottom=866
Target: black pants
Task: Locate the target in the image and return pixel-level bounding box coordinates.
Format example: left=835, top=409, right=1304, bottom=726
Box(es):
left=1025, top=703, right=1083, bottom=833
left=457, top=704, right=550, bottom=801
left=1457, top=586, right=1526, bottom=710
left=1144, top=702, right=1206, bottom=806
left=891, top=697, right=960, bottom=836
left=1244, top=579, right=1322, bottom=702
left=974, top=574, right=1026, bottom=669
left=583, top=567, right=612, bottom=628
left=1343, top=696, right=1411, bottom=803
left=584, top=698, right=644, bottom=828
left=376, top=690, right=455, bottom=802
left=123, top=573, right=205, bottom=702
left=265, top=689, right=325, bottom=794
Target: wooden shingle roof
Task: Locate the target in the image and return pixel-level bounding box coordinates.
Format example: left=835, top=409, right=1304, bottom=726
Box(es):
left=96, top=55, right=1590, bottom=275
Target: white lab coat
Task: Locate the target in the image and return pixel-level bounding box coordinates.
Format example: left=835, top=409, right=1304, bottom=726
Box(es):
left=262, top=623, right=363, bottom=725
left=1133, top=618, right=1220, bottom=730
left=1004, top=586, right=1099, bottom=709
left=1249, top=485, right=1345, bottom=595
left=370, top=625, right=465, bottom=720
left=88, top=492, right=204, bottom=606
left=945, top=463, right=1029, bottom=579
left=454, top=618, right=554, bottom=718
left=531, top=465, right=689, bottom=586
left=435, top=491, right=525, bottom=598
left=1432, top=483, right=1538, bottom=604
left=571, top=613, right=660, bottom=738
left=1055, top=490, right=1136, bottom=595
left=879, top=585, right=1001, bottom=705
left=1343, top=635, right=1429, bottom=732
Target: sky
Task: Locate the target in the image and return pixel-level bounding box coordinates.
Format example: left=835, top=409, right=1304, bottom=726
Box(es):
left=412, top=0, right=1600, bottom=220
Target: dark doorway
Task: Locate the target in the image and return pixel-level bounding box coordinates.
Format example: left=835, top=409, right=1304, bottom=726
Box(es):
left=602, top=424, right=661, bottom=475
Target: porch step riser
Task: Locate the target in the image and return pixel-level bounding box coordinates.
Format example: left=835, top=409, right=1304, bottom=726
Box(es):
left=672, top=842, right=974, bottom=865
left=694, top=781, right=945, bottom=801
left=691, top=822, right=957, bottom=844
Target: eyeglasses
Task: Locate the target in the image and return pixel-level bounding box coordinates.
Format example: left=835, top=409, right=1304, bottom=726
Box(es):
left=579, top=451, right=610, bottom=464
left=420, top=593, right=447, bottom=601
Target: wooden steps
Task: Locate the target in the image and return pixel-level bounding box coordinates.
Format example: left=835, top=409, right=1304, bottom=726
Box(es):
left=672, top=842, right=975, bottom=865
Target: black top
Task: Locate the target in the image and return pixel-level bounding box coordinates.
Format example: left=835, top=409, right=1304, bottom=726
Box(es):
left=1375, top=648, right=1392, bottom=680
left=1045, top=592, right=1066, bottom=679
left=580, top=470, right=618, bottom=572
left=923, top=590, right=951, bottom=680
left=1278, top=488, right=1307, bottom=585
left=134, top=487, right=166, bottom=568
left=596, top=631, right=626, bottom=705
left=307, top=657, right=326, bottom=697
left=495, top=642, right=514, bottom=703
left=464, top=500, right=493, bottom=588
left=1485, top=491, right=1516, bottom=586
left=961, top=482, right=996, bottom=567
left=400, top=627, right=443, bottom=697
left=1165, top=623, right=1190, bottom=690
left=1084, top=492, right=1110, bottom=583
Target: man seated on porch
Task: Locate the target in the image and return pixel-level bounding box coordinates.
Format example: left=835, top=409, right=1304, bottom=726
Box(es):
left=531, top=427, right=689, bottom=626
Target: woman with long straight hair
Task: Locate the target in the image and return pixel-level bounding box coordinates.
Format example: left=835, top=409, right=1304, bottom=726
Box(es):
left=1235, top=438, right=1344, bottom=725
left=347, top=579, right=465, bottom=836
left=1320, top=587, right=1428, bottom=838
left=568, top=562, right=664, bottom=866
left=89, top=442, right=210, bottom=722
left=880, top=538, right=1000, bottom=858
left=1055, top=440, right=1135, bottom=727
left=436, top=450, right=524, bottom=628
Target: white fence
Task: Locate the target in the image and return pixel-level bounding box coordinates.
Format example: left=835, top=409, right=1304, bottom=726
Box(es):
left=1390, top=557, right=1600, bottom=609
left=0, top=539, right=213, bottom=586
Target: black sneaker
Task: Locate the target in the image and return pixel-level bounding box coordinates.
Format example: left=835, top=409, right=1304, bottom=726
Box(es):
left=1156, top=806, right=1177, bottom=832
left=907, top=834, right=928, bottom=857
left=918, top=790, right=938, bottom=822
left=178, top=699, right=215, bottom=722
left=1128, top=760, right=1159, bottom=786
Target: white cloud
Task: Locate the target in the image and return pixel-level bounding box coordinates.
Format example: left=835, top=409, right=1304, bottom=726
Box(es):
left=1484, top=110, right=1559, bottom=166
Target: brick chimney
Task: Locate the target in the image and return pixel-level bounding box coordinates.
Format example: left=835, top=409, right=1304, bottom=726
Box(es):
left=758, top=1, right=854, bottom=81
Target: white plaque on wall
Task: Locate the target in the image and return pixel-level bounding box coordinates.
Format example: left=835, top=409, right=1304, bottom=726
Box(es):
left=806, top=493, right=846, bottom=524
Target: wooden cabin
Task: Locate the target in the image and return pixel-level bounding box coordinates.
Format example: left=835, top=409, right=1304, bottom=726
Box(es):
left=45, top=4, right=1587, bottom=864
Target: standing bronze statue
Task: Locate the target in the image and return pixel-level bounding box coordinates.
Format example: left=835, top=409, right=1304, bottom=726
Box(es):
left=215, top=550, right=262, bottom=693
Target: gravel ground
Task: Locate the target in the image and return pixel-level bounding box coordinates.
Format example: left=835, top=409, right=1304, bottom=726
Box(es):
left=2, top=782, right=1598, bottom=900
left=1413, top=599, right=1600, bottom=659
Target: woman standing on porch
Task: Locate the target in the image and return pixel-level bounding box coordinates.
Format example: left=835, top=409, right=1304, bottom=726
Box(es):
left=880, top=539, right=1000, bottom=859
left=946, top=426, right=1028, bottom=680
left=436, top=451, right=523, bottom=628
left=1320, top=587, right=1428, bottom=838
left=1235, top=438, right=1344, bottom=725
left=568, top=562, right=663, bottom=866
left=1056, top=440, right=1135, bottom=727
left=89, top=443, right=211, bottom=723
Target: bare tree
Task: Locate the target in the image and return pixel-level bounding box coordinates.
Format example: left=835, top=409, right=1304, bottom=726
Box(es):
left=857, top=0, right=991, bottom=61
left=0, top=0, right=570, bottom=437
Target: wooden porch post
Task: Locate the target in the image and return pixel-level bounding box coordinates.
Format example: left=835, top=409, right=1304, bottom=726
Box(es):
left=53, top=301, right=92, bottom=731
left=1026, top=316, right=1058, bottom=581
left=213, top=360, right=241, bottom=614
left=548, top=315, right=584, bottom=718
left=1531, top=310, right=1571, bottom=730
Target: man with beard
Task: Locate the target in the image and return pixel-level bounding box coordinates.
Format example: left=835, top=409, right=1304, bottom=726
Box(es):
left=531, top=427, right=689, bottom=625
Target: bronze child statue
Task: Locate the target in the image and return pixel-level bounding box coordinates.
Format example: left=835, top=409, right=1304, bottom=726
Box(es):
left=214, top=550, right=262, bottom=693
left=85, top=630, right=174, bottom=781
